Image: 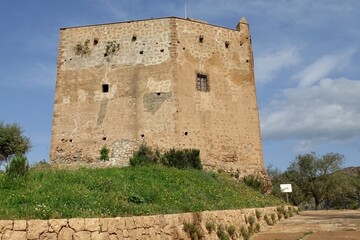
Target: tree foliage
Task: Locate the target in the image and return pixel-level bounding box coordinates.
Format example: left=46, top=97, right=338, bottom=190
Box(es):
left=0, top=122, right=31, bottom=162
left=5, top=154, right=29, bottom=177
left=267, top=152, right=350, bottom=209
left=288, top=152, right=344, bottom=209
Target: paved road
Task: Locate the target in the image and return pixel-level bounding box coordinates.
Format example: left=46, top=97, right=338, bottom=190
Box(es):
left=252, top=210, right=360, bottom=240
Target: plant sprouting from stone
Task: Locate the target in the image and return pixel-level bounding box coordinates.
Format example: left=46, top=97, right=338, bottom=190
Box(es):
left=99, top=145, right=109, bottom=161
left=74, top=39, right=90, bottom=56
left=104, top=41, right=120, bottom=57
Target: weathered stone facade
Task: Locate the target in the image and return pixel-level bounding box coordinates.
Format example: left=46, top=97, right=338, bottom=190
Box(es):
left=0, top=206, right=296, bottom=240
left=50, top=17, right=264, bottom=176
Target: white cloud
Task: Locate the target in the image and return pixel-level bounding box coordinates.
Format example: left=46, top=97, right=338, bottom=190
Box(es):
left=261, top=77, right=360, bottom=141
left=294, top=50, right=356, bottom=88
left=255, top=47, right=300, bottom=84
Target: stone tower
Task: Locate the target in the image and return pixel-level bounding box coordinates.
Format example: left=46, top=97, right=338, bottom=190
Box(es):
left=50, top=17, right=266, bottom=177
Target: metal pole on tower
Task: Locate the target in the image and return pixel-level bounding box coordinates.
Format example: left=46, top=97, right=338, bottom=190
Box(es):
left=185, top=2, right=187, bottom=18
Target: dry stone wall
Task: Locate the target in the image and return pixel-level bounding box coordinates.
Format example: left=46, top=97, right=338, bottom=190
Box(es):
left=0, top=206, right=296, bottom=240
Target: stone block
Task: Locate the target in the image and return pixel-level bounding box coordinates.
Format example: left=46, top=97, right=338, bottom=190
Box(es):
left=13, top=220, right=27, bottom=231
left=84, top=218, right=100, bottom=231
left=74, top=231, right=91, bottom=240
left=2, top=230, right=27, bottom=240
left=91, top=231, right=110, bottom=240
left=48, top=218, right=67, bottom=232
left=109, top=234, right=119, bottom=240
left=40, top=232, right=57, bottom=240
left=69, top=218, right=85, bottom=231
left=0, top=220, right=13, bottom=232
left=58, top=227, right=75, bottom=240
left=27, top=220, right=48, bottom=240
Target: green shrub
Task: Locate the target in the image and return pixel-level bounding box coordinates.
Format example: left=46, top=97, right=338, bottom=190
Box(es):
left=99, top=146, right=109, bottom=161
left=227, top=225, right=236, bottom=239
left=265, top=215, right=273, bottom=225
left=255, top=209, right=262, bottom=219
left=127, top=195, right=144, bottom=204
left=183, top=222, right=203, bottom=240
left=240, top=226, right=250, bottom=240
left=271, top=213, right=276, bottom=222
left=277, top=206, right=286, bottom=220
left=162, top=148, right=202, bottom=170
left=205, top=221, right=216, bottom=234
left=217, top=225, right=229, bottom=240
left=5, top=154, right=29, bottom=177
left=242, top=175, right=264, bottom=193
left=248, top=215, right=255, bottom=226
left=255, top=222, right=261, bottom=232
left=129, top=144, right=157, bottom=166
left=289, top=211, right=294, bottom=217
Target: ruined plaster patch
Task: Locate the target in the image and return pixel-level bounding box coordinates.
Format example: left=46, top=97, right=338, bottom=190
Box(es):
left=77, top=89, right=86, bottom=102
left=143, top=92, right=172, bottom=114
left=62, top=96, right=71, bottom=104
left=97, top=99, right=109, bottom=125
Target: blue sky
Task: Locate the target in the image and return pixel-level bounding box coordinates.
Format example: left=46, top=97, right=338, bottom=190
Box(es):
left=0, top=0, right=359, bottom=170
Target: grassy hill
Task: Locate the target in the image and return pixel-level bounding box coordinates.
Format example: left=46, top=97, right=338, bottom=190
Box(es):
left=0, top=164, right=283, bottom=220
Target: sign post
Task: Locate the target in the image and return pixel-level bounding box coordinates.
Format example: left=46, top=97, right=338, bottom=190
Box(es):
left=280, top=184, right=292, bottom=203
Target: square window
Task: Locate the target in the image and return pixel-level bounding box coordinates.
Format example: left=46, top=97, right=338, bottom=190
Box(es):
left=196, top=73, right=209, bottom=92
left=102, top=84, right=109, bottom=93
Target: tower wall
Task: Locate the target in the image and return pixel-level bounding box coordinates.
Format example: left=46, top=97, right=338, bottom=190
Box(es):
left=50, top=17, right=265, bottom=176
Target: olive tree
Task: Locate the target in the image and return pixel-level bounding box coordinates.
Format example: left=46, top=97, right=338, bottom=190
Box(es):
left=287, top=152, right=344, bottom=209
left=0, top=121, right=32, bottom=162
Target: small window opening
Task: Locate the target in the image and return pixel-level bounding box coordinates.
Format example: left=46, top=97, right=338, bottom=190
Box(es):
left=184, top=132, right=188, bottom=136
left=246, top=59, right=249, bottom=63
left=93, top=38, right=99, bottom=46
left=177, top=40, right=180, bottom=44
left=196, top=73, right=209, bottom=92
left=132, top=36, right=137, bottom=42
left=183, top=47, right=186, bottom=50
left=156, top=92, right=161, bottom=96
left=140, top=134, right=145, bottom=138
left=139, top=51, right=144, bottom=54
left=225, top=41, right=230, bottom=48
left=160, top=49, right=164, bottom=52
left=69, top=139, right=73, bottom=143
left=199, top=35, right=204, bottom=43
left=102, top=84, right=109, bottom=93
left=102, top=137, right=107, bottom=141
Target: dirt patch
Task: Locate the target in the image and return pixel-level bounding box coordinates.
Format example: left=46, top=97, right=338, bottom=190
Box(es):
left=252, top=210, right=360, bottom=240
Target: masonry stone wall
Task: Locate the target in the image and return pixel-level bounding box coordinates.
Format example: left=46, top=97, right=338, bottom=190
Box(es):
left=50, top=17, right=266, bottom=179
left=0, top=206, right=296, bottom=240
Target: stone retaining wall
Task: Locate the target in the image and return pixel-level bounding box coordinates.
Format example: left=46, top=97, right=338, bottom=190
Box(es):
left=0, top=206, right=296, bottom=240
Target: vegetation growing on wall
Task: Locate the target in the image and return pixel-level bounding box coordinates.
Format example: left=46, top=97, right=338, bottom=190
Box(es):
left=129, top=144, right=202, bottom=170
left=73, top=39, right=90, bottom=56
left=104, top=41, right=120, bottom=57
left=99, top=145, right=109, bottom=161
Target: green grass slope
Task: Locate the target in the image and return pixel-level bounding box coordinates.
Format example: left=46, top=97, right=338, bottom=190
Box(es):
left=0, top=165, right=283, bottom=219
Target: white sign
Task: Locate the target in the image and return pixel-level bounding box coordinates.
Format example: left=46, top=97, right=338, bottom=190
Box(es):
left=280, top=184, right=292, bottom=193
